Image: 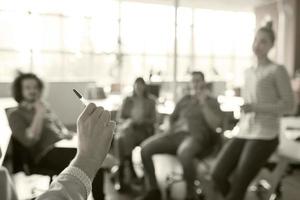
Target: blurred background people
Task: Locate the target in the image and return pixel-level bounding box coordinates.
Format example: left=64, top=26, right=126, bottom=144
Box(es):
left=137, top=71, right=225, bottom=200
left=114, top=77, right=156, bottom=190
left=7, top=73, right=105, bottom=200
left=211, top=22, right=295, bottom=200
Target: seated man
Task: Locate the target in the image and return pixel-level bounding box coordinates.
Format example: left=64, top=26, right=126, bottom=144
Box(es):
left=137, top=71, right=224, bottom=200
left=8, top=73, right=104, bottom=200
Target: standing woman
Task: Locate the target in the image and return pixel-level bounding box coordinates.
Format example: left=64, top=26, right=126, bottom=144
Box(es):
left=211, top=22, right=295, bottom=200
left=115, top=77, right=156, bottom=189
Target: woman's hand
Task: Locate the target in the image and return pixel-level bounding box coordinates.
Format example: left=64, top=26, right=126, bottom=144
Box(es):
left=61, top=128, right=75, bottom=140
left=34, top=101, right=47, bottom=116
left=72, top=103, right=116, bottom=179
left=26, top=101, right=47, bottom=142
left=241, top=103, right=255, bottom=113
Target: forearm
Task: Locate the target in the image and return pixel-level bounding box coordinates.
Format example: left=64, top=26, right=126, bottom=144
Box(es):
left=38, top=156, right=100, bottom=200
left=26, top=112, right=44, bottom=141
left=70, top=155, right=100, bottom=181
left=38, top=103, right=114, bottom=200
left=37, top=166, right=91, bottom=200
left=202, top=106, right=222, bottom=129
left=253, top=100, right=294, bottom=115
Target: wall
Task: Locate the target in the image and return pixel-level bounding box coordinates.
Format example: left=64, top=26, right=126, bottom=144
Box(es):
left=294, top=0, right=300, bottom=72
left=0, top=81, right=94, bottom=125
left=255, top=2, right=279, bottom=61
left=0, top=82, right=11, bottom=98
left=255, top=0, right=300, bottom=76
left=277, top=0, right=298, bottom=75
left=46, top=82, right=94, bottom=125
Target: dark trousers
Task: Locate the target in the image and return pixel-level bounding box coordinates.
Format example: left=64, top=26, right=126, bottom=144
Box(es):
left=38, top=148, right=105, bottom=200
left=115, top=123, right=154, bottom=161
left=211, top=137, right=278, bottom=200
left=141, top=131, right=217, bottom=194
left=114, top=124, right=153, bottom=182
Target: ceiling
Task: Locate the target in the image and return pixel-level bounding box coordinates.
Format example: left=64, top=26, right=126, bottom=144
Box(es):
left=182, top=0, right=277, bottom=9
left=127, top=0, right=277, bottom=11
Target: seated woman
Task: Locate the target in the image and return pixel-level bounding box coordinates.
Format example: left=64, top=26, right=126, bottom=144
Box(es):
left=8, top=73, right=105, bottom=200
left=114, top=77, right=156, bottom=189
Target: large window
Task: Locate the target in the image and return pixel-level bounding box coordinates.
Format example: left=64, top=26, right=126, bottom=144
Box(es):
left=193, top=10, right=255, bottom=86
left=120, top=2, right=175, bottom=83
left=0, top=0, right=255, bottom=88
left=0, top=0, right=119, bottom=85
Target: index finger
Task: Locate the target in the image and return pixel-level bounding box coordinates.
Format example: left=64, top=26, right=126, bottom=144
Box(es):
left=78, top=103, right=97, bottom=122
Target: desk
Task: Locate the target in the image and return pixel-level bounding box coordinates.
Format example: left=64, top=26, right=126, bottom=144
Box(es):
left=278, top=117, right=300, bottom=161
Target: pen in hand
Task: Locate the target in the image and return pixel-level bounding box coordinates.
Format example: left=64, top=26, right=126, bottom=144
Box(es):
left=73, top=89, right=89, bottom=106
left=73, top=88, right=116, bottom=136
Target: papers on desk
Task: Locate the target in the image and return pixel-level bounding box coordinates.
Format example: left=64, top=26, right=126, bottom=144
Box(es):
left=54, top=136, right=78, bottom=148
left=285, top=127, right=300, bottom=140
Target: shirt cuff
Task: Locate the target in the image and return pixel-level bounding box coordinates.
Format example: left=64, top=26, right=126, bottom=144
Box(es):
left=60, top=166, right=92, bottom=197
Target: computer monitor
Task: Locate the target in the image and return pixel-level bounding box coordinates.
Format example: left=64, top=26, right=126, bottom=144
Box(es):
left=147, top=84, right=161, bottom=98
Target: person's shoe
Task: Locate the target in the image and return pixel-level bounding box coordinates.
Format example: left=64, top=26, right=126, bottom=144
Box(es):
left=185, top=197, right=202, bottom=200
left=135, top=189, right=162, bottom=200
left=185, top=192, right=206, bottom=200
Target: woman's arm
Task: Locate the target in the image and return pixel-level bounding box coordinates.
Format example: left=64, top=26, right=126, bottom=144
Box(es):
left=9, top=104, right=46, bottom=147
left=25, top=102, right=47, bottom=144
left=253, top=66, right=295, bottom=115
left=118, top=97, right=131, bottom=122
left=141, top=99, right=157, bottom=125
left=37, top=103, right=115, bottom=200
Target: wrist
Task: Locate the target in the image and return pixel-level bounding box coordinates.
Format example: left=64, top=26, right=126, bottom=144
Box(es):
left=35, top=110, right=45, bottom=117
left=71, top=154, right=101, bottom=180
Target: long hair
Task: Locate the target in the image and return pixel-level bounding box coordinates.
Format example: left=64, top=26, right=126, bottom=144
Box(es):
left=12, top=73, right=44, bottom=103
left=191, top=71, right=205, bottom=81
left=258, top=21, right=276, bottom=45
left=132, top=77, right=149, bottom=98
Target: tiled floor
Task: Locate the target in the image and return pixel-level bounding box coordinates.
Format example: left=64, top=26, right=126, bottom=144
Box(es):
left=12, top=167, right=300, bottom=200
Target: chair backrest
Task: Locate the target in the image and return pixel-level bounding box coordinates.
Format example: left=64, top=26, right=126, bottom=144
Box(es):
left=0, top=98, right=17, bottom=166
left=0, top=108, right=12, bottom=166
left=5, top=106, right=33, bottom=174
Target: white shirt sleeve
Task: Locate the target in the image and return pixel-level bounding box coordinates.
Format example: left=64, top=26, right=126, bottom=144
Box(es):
left=37, top=166, right=92, bottom=200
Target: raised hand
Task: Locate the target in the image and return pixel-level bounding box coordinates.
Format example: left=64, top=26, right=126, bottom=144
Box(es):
left=72, top=103, right=116, bottom=179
